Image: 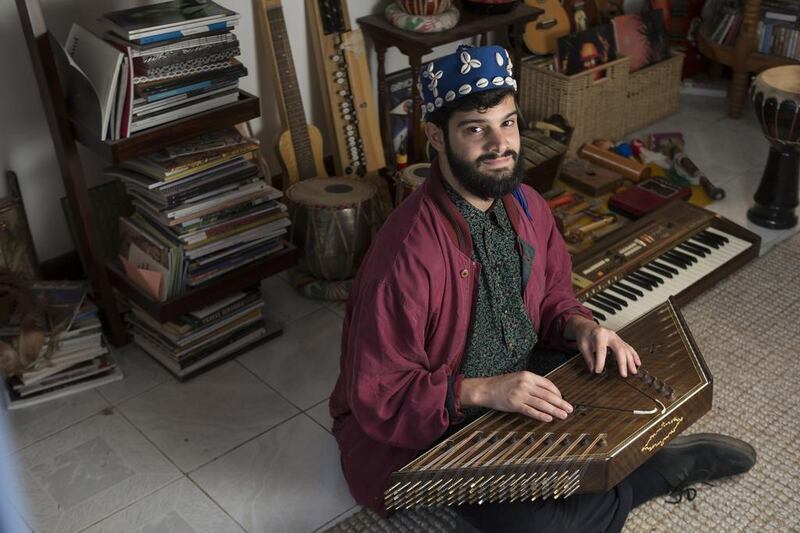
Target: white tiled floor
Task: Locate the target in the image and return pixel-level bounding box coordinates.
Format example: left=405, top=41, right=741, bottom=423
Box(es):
left=4, top=93, right=800, bottom=533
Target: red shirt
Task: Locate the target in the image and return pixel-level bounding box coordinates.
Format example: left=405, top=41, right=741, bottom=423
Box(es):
left=329, top=159, right=592, bottom=515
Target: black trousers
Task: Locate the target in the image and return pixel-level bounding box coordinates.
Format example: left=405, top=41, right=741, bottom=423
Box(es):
left=449, top=350, right=668, bottom=533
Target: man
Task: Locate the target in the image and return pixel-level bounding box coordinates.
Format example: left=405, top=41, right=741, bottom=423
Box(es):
left=330, top=45, right=755, bottom=532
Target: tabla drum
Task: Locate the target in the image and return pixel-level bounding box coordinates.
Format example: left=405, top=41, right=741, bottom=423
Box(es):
left=394, top=163, right=430, bottom=206
left=749, top=65, right=800, bottom=229
left=286, top=177, right=377, bottom=281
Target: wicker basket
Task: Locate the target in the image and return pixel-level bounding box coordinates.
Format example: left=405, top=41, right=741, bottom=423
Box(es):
left=624, top=53, right=685, bottom=134
left=519, top=56, right=631, bottom=153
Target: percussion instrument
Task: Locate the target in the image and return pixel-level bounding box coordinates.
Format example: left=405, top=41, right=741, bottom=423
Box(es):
left=578, top=143, right=651, bottom=183
left=386, top=298, right=711, bottom=510
left=394, top=163, right=430, bottom=206
left=749, top=65, right=800, bottom=229
left=286, top=177, right=376, bottom=280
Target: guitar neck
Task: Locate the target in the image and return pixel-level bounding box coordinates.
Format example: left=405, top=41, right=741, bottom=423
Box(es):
left=262, top=2, right=318, bottom=180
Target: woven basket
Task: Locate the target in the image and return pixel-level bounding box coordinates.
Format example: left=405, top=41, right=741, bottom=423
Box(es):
left=519, top=56, right=631, bottom=153
left=624, top=53, right=685, bottom=134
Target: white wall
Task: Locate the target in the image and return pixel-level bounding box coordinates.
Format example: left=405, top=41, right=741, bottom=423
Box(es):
left=2, top=0, right=475, bottom=263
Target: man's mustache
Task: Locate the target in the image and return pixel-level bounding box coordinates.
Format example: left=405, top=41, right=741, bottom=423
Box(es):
left=477, top=150, right=518, bottom=163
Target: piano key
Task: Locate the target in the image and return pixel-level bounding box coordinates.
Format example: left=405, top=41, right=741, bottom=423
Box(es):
left=594, top=293, right=623, bottom=311
left=643, top=263, right=673, bottom=279
left=701, top=229, right=729, bottom=244
left=625, top=274, right=653, bottom=291
left=679, top=241, right=710, bottom=257
left=661, top=252, right=689, bottom=269
left=599, top=291, right=628, bottom=307
left=584, top=227, right=753, bottom=331
left=587, top=297, right=616, bottom=315
left=651, top=260, right=679, bottom=275
left=697, top=230, right=726, bottom=246
left=670, top=249, right=698, bottom=265
left=691, top=233, right=721, bottom=249
left=582, top=302, right=607, bottom=322
left=686, top=239, right=713, bottom=255
left=615, top=281, right=644, bottom=298
left=608, top=285, right=639, bottom=301
left=635, top=269, right=664, bottom=286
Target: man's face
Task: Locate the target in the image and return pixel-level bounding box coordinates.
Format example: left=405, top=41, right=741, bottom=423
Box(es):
left=443, top=93, right=524, bottom=200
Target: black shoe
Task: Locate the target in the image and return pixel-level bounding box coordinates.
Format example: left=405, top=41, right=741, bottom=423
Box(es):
left=646, top=433, right=756, bottom=492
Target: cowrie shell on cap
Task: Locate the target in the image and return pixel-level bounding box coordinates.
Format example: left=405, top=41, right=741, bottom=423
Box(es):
left=458, top=84, right=472, bottom=95
left=476, top=78, right=488, bottom=88
left=492, top=76, right=504, bottom=86
left=445, top=90, right=456, bottom=102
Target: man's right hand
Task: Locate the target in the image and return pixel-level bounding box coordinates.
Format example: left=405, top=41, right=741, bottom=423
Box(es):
left=459, top=372, right=573, bottom=423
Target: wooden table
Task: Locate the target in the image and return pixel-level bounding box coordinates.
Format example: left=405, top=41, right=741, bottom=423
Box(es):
left=358, top=4, right=542, bottom=164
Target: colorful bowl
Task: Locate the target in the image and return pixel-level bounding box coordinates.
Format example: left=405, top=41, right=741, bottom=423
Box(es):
left=399, top=0, right=452, bottom=16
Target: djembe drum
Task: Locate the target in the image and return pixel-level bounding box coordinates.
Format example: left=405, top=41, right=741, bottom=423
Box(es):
left=286, top=177, right=376, bottom=281
left=749, top=65, right=800, bottom=229
left=394, top=163, right=430, bottom=206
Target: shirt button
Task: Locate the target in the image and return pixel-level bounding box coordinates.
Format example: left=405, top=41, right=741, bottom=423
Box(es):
left=460, top=269, right=469, bottom=278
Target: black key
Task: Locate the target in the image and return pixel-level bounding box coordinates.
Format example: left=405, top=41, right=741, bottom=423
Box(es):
left=671, top=249, right=698, bottom=264
left=703, top=230, right=729, bottom=244
left=588, top=307, right=607, bottom=322
left=682, top=240, right=711, bottom=256
left=651, top=260, right=679, bottom=275
left=683, top=239, right=711, bottom=254
left=594, top=293, right=623, bottom=311
left=630, top=271, right=657, bottom=288
left=692, top=233, right=721, bottom=249
left=676, top=244, right=704, bottom=260
left=625, top=274, right=653, bottom=291
left=609, top=285, right=639, bottom=301
left=600, top=291, right=628, bottom=307
left=636, top=269, right=664, bottom=285
left=587, top=297, right=616, bottom=315
left=644, top=263, right=673, bottom=279
left=616, top=281, right=644, bottom=297
left=698, top=230, right=727, bottom=246
left=662, top=252, right=689, bottom=269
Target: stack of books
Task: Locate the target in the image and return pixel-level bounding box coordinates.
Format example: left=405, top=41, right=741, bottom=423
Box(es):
left=127, top=287, right=274, bottom=378
left=2, top=283, right=122, bottom=410
left=109, top=128, right=290, bottom=301
left=102, top=0, right=246, bottom=137
left=755, top=1, right=800, bottom=60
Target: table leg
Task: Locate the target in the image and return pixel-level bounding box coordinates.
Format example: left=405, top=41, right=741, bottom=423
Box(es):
left=376, top=45, right=394, bottom=168
left=410, top=54, right=423, bottom=163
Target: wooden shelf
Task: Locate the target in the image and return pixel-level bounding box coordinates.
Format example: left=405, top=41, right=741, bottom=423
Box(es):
left=698, top=28, right=798, bottom=72
left=71, top=89, right=261, bottom=165
left=107, top=244, right=298, bottom=323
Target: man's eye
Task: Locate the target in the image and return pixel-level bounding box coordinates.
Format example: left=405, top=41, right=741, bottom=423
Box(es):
left=503, top=119, right=516, bottom=127
left=468, top=127, right=483, bottom=134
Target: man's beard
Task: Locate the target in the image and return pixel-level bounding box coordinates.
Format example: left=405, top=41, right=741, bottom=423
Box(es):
left=444, top=136, right=524, bottom=201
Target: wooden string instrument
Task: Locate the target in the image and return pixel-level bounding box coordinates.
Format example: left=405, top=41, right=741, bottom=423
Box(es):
left=386, top=299, right=712, bottom=510
left=305, top=0, right=385, bottom=178
left=523, top=0, right=571, bottom=55
left=257, top=0, right=328, bottom=188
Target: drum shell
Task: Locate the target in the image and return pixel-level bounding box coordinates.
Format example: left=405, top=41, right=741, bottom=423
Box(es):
left=751, top=71, right=800, bottom=146
left=394, top=163, right=430, bottom=206
left=288, top=200, right=374, bottom=281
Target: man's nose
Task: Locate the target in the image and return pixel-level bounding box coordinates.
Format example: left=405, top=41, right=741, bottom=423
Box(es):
left=483, top=127, right=507, bottom=153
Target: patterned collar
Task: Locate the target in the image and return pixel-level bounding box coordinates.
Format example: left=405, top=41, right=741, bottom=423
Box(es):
left=442, top=178, right=512, bottom=231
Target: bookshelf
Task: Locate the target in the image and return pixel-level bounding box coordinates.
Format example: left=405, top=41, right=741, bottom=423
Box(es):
left=16, top=0, right=297, bottom=347
left=698, top=0, right=799, bottom=118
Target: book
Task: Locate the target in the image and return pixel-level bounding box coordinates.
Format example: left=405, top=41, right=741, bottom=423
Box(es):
left=105, top=30, right=236, bottom=58
left=612, top=9, right=670, bottom=72
left=105, top=0, right=239, bottom=40
left=130, top=89, right=239, bottom=132
left=555, top=24, right=617, bottom=75
left=62, top=24, right=125, bottom=141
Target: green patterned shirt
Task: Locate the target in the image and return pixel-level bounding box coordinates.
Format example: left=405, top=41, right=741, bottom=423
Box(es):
left=444, top=182, right=538, bottom=418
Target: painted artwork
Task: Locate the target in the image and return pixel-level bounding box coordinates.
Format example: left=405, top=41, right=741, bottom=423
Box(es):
left=612, top=9, right=670, bottom=72
left=555, top=24, right=617, bottom=76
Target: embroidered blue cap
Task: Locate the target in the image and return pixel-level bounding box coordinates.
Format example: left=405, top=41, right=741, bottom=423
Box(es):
left=418, top=44, right=517, bottom=120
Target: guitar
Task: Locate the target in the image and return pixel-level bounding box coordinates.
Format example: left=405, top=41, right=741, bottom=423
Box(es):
left=523, top=0, right=572, bottom=55
left=257, top=0, right=329, bottom=189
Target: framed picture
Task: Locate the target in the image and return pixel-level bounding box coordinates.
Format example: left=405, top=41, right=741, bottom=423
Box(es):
left=385, top=67, right=414, bottom=165
left=556, top=24, right=617, bottom=76
left=612, top=9, right=670, bottom=72
left=563, top=0, right=599, bottom=32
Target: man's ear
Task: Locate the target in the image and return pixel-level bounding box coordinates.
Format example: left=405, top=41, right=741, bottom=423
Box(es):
left=424, top=122, right=446, bottom=154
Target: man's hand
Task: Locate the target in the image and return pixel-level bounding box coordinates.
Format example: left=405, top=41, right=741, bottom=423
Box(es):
left=460, top=372, right=573, bottom=423
left=565, top=315, right=641, bottom=377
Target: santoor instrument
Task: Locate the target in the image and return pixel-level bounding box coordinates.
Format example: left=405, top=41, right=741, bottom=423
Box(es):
left=386, top=299, right=710, bottom=510
left=749, top=65, right=800, bottom=229
left=286, top=177, right=376, bottom=281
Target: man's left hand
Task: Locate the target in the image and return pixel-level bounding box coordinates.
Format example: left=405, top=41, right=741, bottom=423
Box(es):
left=566, top=316, right=641, bottom=377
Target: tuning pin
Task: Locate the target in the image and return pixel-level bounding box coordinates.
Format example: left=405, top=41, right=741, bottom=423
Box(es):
left=331, top=54, right=341, bottom=62
left=338, top=90, right=348, bottom=97
left=343, top=114, right=352, bottom=121
left=336, top=78, right=345, bottom=85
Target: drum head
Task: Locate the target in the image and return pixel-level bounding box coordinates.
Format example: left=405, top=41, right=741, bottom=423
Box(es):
left=286, top=177, right=376, bottom=208
left=400, top=163, right=431, bottom=188
left=757, top=65, right=800, bottom=96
